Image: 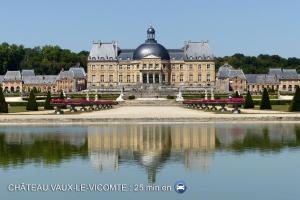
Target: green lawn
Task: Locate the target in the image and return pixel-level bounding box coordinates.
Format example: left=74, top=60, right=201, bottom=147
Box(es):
left=252, top=105, right=290, bottom=112
left=8, top=106, right=44, bottom=113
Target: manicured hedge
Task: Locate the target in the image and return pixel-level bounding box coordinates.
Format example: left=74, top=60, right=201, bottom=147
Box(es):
left=7, top=102, right=45, bottom=107
left=253, top=99, right=290, bottom=105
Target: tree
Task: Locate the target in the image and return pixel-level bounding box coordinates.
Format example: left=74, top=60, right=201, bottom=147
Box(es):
left=244, top=91, right=254, bottom=109
left=260, top=88, right=272, bottom=109
left=59, top=91, right=66, bottom=109
left=26, top=90, right=38, bottom=111
left=233, top=91, right=240, bottom=98
left=0, top=87, right=8, bottom=113
left=44, top=91, right=53, bottom=110
left=32, top=87, right=38, bottom=94
left=289, top=85, right=300, bottom=112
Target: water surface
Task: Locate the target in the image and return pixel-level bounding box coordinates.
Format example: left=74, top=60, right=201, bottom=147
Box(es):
left=0, top=123, right=299, bottom=200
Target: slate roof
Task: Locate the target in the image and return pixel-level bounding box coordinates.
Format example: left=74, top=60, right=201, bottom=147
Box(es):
left=282, top=69, right=298, bottom=79
left=4, top=71, right=22, bottom=81
left=0, top=75, right=4, bottom=83
left=89, top=41, right=213, bottom=61
left=228, top=69, right=246, bottom=80
left=245, top=74, right=279, bottom=84
left=21, top=69, right=35, bottom=77
left=184, top=41, right=214, bottom=60
left=268, top=68, right=298, bottom=79
left=69, top=67, right=86, bottom=79
left=22, top=75, right=57, bottom=84
left=118, top=49, right=134, bottom=60
left=217, top=63, right=234, bottom=79
left=88, top=42, right=118, bottom=61
left=57, top=71, right=74, bottom=80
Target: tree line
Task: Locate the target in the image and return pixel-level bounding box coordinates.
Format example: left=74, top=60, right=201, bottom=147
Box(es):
left=1, top=43, right=300, bottom=75
left=215, top=53, right=300, bottom=74
left=0, top=43, right=88, bottom=75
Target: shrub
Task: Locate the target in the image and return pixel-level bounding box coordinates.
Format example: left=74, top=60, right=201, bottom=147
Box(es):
left=233, top=91, right=240, bottom=98
left=26, top=90, right=38, bottom=111
left=44, top=91, right=53, bottom=110
left=0, top=87, right=8, bottom=113
left=289, top=85, right=300, bottom=112
left=128, top=95, right=135, bottom=100
left=244, top=91, right=254, bottom=109
left=260, top=88, right=272, bottom=110
left=166, top=95, right=175, bottom=99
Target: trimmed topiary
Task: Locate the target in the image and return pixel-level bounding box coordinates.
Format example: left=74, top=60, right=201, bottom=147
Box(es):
left=0, top=87, right=8, bottom=113
left=244, top=91, right=254, bottom=109
left=59, top=91, right=67, bottom=109
left=260, top=88, right=272, bottom=110
left=26, top=90, right=38, bottom=111
left=233, top=91, right=240, bottom=98
left=289, top=85, right=300, bottom=112
left=44, top=91, right=53, bottom=110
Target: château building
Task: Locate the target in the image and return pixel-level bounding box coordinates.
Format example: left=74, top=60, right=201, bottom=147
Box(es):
left=87, top=26, right=215, bottom=89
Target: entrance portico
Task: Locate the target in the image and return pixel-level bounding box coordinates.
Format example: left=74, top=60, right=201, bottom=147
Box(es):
left=141, top=72, right=163, bottom=84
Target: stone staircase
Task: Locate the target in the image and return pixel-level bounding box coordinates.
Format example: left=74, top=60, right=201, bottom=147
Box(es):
left=121, top=99, right=181, bottom=106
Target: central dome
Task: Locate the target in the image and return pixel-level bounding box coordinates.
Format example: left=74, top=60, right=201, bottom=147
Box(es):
left=133, top=26, right=170, bottom=60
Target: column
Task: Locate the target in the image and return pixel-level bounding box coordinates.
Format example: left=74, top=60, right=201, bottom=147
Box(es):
left=140, top=72, right=143, bottom=83
left=159, top=73, right=162, bottom=84
left=153, top=73, right=155, bottom=84
left=147, top=73, right=149, bottom=84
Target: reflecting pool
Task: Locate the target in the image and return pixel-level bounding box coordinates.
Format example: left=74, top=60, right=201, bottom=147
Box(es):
left=0, top=123, right=299, bottom=200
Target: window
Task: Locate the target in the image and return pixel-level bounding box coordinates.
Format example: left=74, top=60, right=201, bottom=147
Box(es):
left=137, top=64, right=139, bottom=69
left=127, top=75, right=131, bottom=83
left=92, top=65, right=96, bottom=70
left=207, top=74, right=211, bottom=81
left=171, top=65, right=175, bottom=69
left=198, top=64, right=201, bottom=70
left=207, top=64, right=210, bottom=69
left=92, top=75, right=96, bottom=82
left=172, top=74, right=176, bottom=82
left=143, top=64, right=147, bottom=69
left=100, top=65, right=104, bottom=70
left=119, top=65, right=123, bottom=70
left=180, top=65, right=184, bottom=70
left=127, top=65, right=130, bottom=70
left=149, top=64, right=153, bottom=69
left=180, top=74, right=184, bottom=82
left=109, top=75, right=113, bottom=82
left=198, top=74, right=201, bottom=81
left=155, top=64, right=159, bottom=69
left=189, top=64, right=193, bottom=70
left=283, top=85, right=286, bottom=90
left=119, top=75, right=123, bottom=83
left=100, top=75, right=104, bottom=82
left=109, top=65, right=113, bottom=70
left=189, top=74, right=193, bottom=82
left=137, top=75, right=140, bottom=82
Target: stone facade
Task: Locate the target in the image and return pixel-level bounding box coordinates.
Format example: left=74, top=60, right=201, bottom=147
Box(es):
left=87, top=26, right=215, bottom=89
left=216, top=63, right=247, bottom=93
left=246, top=68, right=300, bottom=93
left=0, top=66, right=86, bottom=93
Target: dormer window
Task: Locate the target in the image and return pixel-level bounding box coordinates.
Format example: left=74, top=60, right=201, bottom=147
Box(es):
left=109, top=57, right=113, bottom=60
left=189, top=56, right=193, bottom=60
left=100, top=57, right=104, bottom=60
left=127, top=57, right=130, bottom=60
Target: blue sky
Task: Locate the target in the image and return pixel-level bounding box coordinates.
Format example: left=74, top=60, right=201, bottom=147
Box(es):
left=0, top=0, right=300, bottom=57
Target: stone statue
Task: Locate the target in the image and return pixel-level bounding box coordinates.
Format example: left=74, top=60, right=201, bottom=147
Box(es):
left=210, top=88, right=215, bottom=100
left=204, top=89, right=208, bottom=100
left=116, top=86, right=125, bottom=102
left=95, top=90, right=98, bottom=101
left=86, top=91, right=90, bottom=101
left=176, top=85, right=184, bottom=102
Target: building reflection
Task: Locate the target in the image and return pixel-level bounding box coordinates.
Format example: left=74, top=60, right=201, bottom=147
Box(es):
left=0, top=124, right=299, bottom=183
left=87, top=124, right=216, bottom=183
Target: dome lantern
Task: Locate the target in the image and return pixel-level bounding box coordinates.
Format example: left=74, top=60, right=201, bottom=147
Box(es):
left=147, top=26, right=156, bottom=42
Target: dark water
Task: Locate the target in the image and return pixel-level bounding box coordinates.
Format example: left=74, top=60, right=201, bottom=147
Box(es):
left=0, top=123, right=299, bottom=200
